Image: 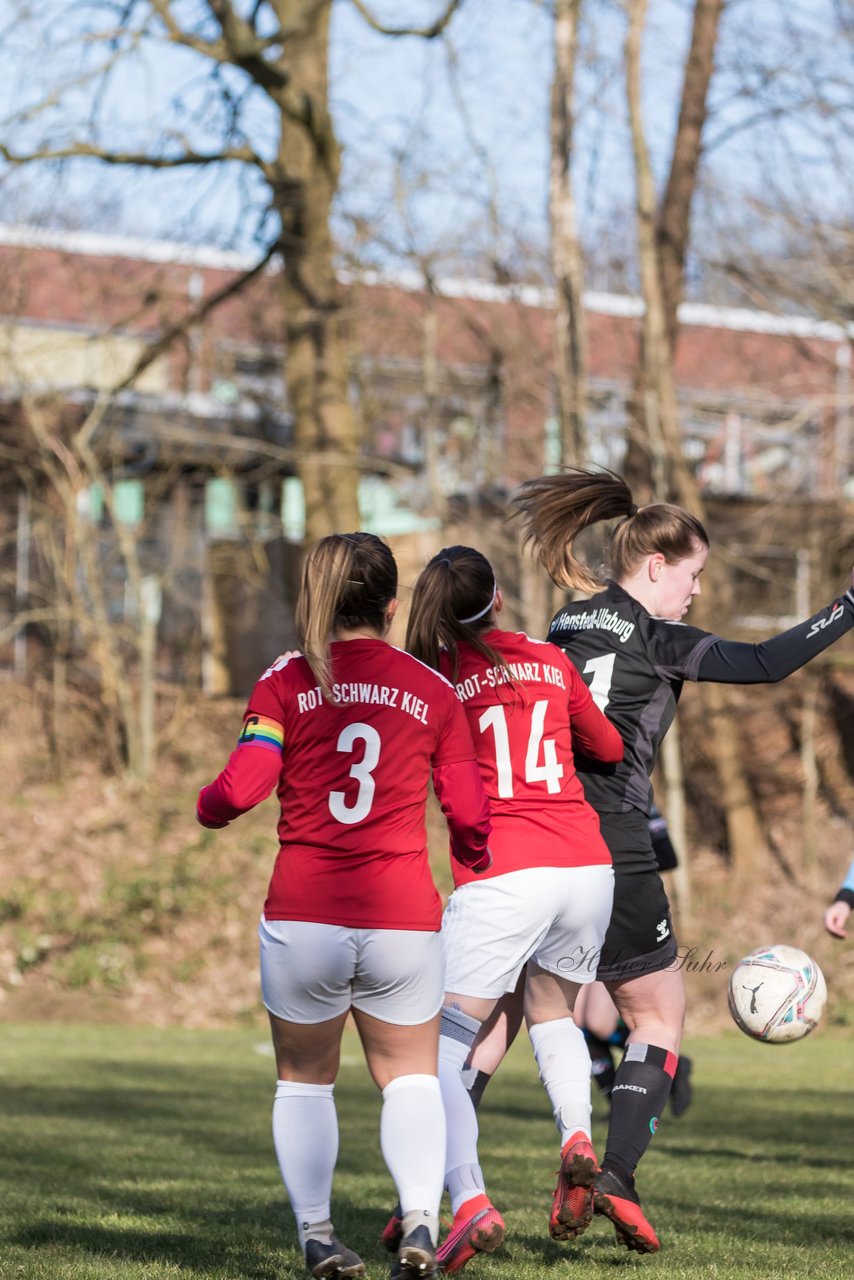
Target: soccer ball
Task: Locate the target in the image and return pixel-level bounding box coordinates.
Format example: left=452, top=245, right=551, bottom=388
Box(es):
left=727, top=944, right=826, bottom=1044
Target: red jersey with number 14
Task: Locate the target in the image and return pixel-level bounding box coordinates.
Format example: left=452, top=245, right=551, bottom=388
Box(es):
left=197, top=638, right=490, bottom=930
left=441, top=629, right=623, bottom=885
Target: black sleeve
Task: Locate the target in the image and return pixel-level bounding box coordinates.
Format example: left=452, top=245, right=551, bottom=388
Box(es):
left=696, top=588, right=854, bottom=684
left=833, top=858, right=854, bottom=906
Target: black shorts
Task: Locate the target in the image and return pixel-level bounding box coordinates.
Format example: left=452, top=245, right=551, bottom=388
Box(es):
left=595, top=810, right=678, bottom=983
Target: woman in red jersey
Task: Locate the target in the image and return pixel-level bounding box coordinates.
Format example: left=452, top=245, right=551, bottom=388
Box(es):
left=398, top=545, right=623, bottom=1274
left=197, top=533, right=492, bottom=1280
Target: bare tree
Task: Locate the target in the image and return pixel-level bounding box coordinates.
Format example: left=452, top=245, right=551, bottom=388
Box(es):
left=550, top=0, right=589, bottom=466
left=0, top=1, right=464, bottom=537
left=657, top=0, right=725, bottom=350
left=1, top=392, right=162, bottom=777
left=623, top=0, right=769, bottom=878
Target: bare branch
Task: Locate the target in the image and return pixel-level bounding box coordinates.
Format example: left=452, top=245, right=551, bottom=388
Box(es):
left=0, top=139, right=265, bottom=171
left=198, top=0, right=290, bottom=93
left=145, top=0, right=229, bottom=60
left=112, top=238, right=282, bottom=393
left=349, top=0, right=464, bottom=39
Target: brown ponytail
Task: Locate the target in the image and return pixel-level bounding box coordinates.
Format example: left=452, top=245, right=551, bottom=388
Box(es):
left=406, top=545, right=511, bottom=684
left=296, top=532, right=397, bottom=699
left=510, top=468, right=709, bottom=591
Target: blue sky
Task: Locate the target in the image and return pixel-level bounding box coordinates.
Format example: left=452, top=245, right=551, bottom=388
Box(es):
left=0, top=1, right=689, bottom=257
left=0, top=0, right=849, bottom=284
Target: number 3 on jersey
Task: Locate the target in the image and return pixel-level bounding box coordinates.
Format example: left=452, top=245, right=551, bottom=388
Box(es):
left=328, top=722, right=381, bottom=824
left=478, top=701, right=564, bottom=798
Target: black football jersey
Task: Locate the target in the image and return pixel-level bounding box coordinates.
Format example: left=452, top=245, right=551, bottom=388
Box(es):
left=549, top=579, right=854, bottom=816
left=547, top=581, right=717, bottom=815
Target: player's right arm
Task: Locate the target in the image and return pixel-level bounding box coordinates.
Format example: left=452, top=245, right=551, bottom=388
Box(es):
left=196, top=671, right=287, bottom=828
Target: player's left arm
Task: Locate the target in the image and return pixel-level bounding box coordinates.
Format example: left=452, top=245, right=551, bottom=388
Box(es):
left=562, top=651, right=624, bottom=762
left=695, top=580, right=854, bottom=684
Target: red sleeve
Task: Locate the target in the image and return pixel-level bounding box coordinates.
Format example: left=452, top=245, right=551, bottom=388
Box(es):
left=432, top=684, right=479, bottom=766
left=570, top=701, right=623, bottom=763
left=563, top=655, right=623, bottom=762
left=197, top=739, right=281, bottom=826
left=197, top=672, right=287, bottom=827
left=432, top=760, right=492, bottom=870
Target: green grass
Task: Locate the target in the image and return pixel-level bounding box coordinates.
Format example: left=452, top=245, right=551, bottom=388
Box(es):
left=1, top=1024, right=852, bottom=1279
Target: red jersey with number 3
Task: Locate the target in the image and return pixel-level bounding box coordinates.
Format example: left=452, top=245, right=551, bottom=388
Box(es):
left=441, top=629, right=623, bottom=885
left=200, top=639, right=488, bottom=930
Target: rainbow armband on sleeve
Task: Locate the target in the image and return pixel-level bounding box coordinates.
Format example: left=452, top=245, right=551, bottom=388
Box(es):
left=237, top=713, right=284, bottom=753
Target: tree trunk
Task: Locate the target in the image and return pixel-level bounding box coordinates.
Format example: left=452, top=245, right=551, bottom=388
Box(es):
left=697, top=678, right=768, bottom=879
left=625, top=0, right=766, bottom=877
left=625, top=0, right=697, bottom=506
left=275, top=1, right=360, bottom=538
left=624, top=0, right=724, bottom=496
left=800, top=667, right=818, bottom=872
left=422, top=289, right=448, bottom=524
left=660, top=721, right=692, bottom=929
left=658, top=0, right=725, bottom=351
left=550, top=0, right=589, bottom=465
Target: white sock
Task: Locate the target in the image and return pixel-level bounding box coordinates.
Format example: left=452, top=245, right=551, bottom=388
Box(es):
left=529, top=1016, right=593, bottom=1146
left=272, top=1080, right=338, bottom=1249
left=380, top=1074, right=445, bottom=1245
left=438, top=1006, right=487, bottom=1215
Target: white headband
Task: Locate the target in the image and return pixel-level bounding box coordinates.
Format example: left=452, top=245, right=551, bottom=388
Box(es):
left=456, top=582, right=497, bottom=626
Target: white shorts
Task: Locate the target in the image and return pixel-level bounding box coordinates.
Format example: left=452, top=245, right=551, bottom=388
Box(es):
left=442, top=864, right=615, bottom=999
left=259, top=917, right=445, bottom=1025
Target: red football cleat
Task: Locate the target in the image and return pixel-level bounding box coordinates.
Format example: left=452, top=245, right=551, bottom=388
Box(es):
left=549, top=1131, right=598, bottom=1241
left=592, top=1167, right=660, bottom=1253
left=435, top=1194, right=505, bottom=1274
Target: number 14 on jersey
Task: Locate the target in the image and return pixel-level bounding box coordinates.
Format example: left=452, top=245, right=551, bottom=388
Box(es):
left=478, top=701, right=564, bottom=798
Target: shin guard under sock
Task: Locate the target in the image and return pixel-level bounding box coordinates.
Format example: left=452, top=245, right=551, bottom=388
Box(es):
left=602, top=1043, right=677, bottom=1180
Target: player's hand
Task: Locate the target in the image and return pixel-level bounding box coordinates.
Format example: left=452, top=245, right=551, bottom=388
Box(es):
left=196, top=806, right=229, bottom=830
left=824, top=900, right=851, bottom=939
left=471, top=848, right=493, bottom=874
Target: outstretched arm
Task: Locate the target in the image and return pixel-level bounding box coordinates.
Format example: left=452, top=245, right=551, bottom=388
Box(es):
left=825, top=856, right=854, bottom=939
left=696, top=578, right=854, bottom=684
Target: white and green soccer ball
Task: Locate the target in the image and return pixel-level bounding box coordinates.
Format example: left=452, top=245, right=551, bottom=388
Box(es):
left=728, top=944, right=827, bottom=1043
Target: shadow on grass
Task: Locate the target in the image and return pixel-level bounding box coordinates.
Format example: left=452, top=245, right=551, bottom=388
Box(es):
left=9, top=1220, right=288, bottom=1278
left=650, top=1196, right=854, bottom=1248
left=495, top=1226, right=652, bottom=1270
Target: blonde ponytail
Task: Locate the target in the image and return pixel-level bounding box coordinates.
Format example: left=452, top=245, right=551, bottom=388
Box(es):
left=296, top=533, right=397, bottom=700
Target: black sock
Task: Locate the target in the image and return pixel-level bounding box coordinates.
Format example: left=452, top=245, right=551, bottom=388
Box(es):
left=463, top=1068, right=492, bottom=1112
left=585, top=1034, right=616, bottom=1096
left=602, top=1044, right=677, bottom=1181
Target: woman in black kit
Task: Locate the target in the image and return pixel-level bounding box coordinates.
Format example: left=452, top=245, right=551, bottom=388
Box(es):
left=508, top=467, right=854, bottom=1254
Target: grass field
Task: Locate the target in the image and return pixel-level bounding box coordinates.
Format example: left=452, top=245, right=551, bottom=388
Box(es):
left=1, top=1023, right=852, bottom=1280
